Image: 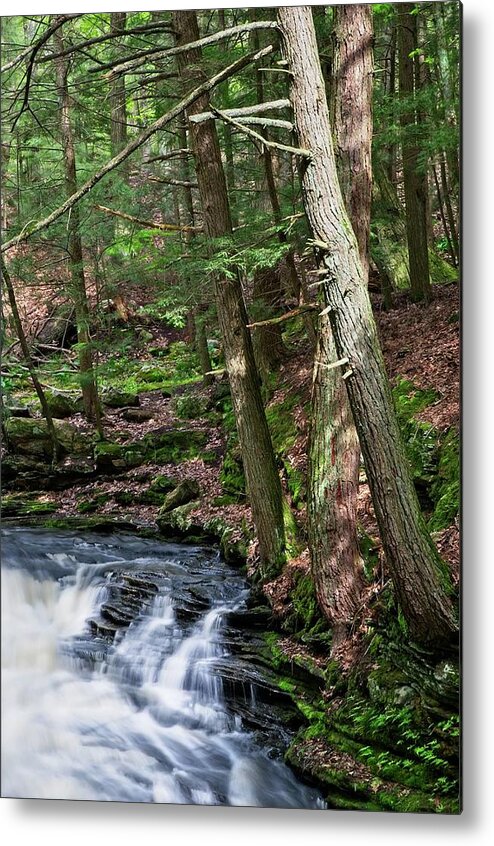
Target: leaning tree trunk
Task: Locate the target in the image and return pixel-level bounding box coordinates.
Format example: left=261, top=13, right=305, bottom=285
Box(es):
left=1, top=258, right=60, bottom=460
left=396, top=3, right=431, bottom=303
left=278, top=5, right=457, bottom=646
left=308, top=3, right=373, bottom=648
left=172, top=9, right=286, bottom=577
left=53, top=21, right=101, bottom=428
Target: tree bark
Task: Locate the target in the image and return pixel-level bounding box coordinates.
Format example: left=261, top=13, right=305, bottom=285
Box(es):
left=396, top=3, right=431, bottom=303
left=308, top=4, right=372, bottom=647
left=329, top=4, right=373, bottom=282
left=173, top=9, right=286, bottom=577
left=277, top=5, right=457, bottom=646
left=53, top=20, right=101, bottom=429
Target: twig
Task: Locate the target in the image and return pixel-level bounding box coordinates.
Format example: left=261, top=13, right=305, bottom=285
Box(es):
left=93, top=204, right=200, bottom=232
left=247, top=304, right=318, bottom=329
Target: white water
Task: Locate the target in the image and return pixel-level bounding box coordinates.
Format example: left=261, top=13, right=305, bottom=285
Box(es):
left=1, top=529, right=323, bottom=808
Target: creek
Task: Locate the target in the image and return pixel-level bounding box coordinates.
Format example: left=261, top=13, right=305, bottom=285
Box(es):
left=1, top=527, right=324, bottom=808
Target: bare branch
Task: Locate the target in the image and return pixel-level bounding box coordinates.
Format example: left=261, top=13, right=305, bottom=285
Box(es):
left=93, top=204, right=200, bottom=232
left=1, top=14, right=80, bottom=74
left=1, top=43, right=274, bottom=254
left=94, top=20, right=278, bottom=77
left=188, top=99, right=290, bottom=124
left=210, top=106, right=311, bottom=158
left=247, top=304, right=318, bottom=329
left=37, top=21, right=177, bottom=64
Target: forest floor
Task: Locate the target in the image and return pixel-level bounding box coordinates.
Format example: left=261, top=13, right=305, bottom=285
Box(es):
left=2, top=278, right=460, bottom=812
left=5, top=280, right=459, bottom=575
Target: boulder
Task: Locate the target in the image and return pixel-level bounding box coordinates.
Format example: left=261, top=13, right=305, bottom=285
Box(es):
left=102, top=389, right=140, bottom=408
left=121, top=408, right=154, bottom=423
left=3, top=417, right=89, bottom=459
left=158, top=479, right=200, bottom=514
left=4, top=405, right=32, bottom=418
left=45, top=389, right=79, bottom=419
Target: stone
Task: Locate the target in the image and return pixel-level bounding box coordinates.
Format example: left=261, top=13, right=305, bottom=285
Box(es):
left=4, top=406, right=32, bottom=418
left=158, top=479, right=200, bottom=514
left=45, top=389, right=78, bottom=418
left=3, top=417, right=89, bottom=459
left=102, top=389, right=140, bottom=408
left=121, top=408, right=154, bottom=423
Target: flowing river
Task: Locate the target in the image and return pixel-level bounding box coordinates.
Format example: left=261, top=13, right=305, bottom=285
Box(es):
left=1, top=527, right=324, bottom=808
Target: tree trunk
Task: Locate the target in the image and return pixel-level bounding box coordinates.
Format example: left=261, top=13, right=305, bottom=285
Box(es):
left=173, top=9, right=286, bottom=577
left=277, top=5, right=457, bottom=646
left=53, top=20, right=101, bottom=429
left=308, top=4, right=371, bottom=647
left=308, top=312, right=363, bottom=649
left=195, top=311, right=213, bottom=387
left=396, top=3, right=431, bottom=303
left=109, top=12, right=128, bottom=158
left=329, top=4, right=373, bottom=282
left=1, top=258, right=60, bottom=461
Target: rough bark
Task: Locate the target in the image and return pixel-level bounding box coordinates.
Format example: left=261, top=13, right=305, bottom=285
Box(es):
left=53, top=21, right=101, bottom=429
left=308, top=312, right=363, bottom=648
left=308, top=4, right=371, bottom=645
left=329, top=4, right=373, bottom=281
left=278, top=5, right=457, bottom=646
left=109, top=12, right=128, bottom=158
left=173, top=9, right=286, bottom=576
left=396, top=3, right=431, bottom=303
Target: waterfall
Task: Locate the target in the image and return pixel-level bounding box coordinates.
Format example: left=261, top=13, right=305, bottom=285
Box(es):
left=1, top=528, right=324, bottom=808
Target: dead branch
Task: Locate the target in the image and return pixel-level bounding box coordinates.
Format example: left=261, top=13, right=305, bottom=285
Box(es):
left=247, top=304, right=318, bottom=329
left=210, top=106, right=311, bottom=158
left=1, top=43, right=274, bottom=254
left=95, top=20, right=278, bottom=77
left=93, top=204, right=200, bottom=232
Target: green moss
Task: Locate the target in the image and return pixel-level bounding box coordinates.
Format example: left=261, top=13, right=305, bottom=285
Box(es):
left=429, top=430, right=460, bottom=531
left=173, top=393, right=211, bottom=420
left=76, top=493, right=110, bottom=514
left=1, top=495, right=58, bottom=518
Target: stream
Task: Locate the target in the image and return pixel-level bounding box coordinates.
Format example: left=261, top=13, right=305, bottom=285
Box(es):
left=1, top=527, right=324, bottom=808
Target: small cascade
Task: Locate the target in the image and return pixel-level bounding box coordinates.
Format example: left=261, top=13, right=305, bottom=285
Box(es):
left=1, top=528, right=324, bottom=808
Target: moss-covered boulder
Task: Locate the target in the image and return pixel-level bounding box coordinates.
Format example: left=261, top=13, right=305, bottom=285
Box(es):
left=121, top=408, right=154, bottom=423
left=173, top=393, right=212, bottom=420
left=94, top=440, right=146, bottom=472
left=3, top=417, right=89, bottom=458
left=102, top=388, right=140, bottom=408
left=45, top=389, right=79, bottom=419
left=156, top=503, right=206, bottom=539
left=158, top=479, right=200, bottom=514
left=1, top=493, right=58, bottom=518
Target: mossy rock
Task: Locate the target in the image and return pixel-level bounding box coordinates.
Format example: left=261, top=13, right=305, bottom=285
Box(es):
left=44, top=389, right=79, bottom=419
left=102, top=388, right=140, bottom=408
left=156, top=503, right=206, bottom=540
left=1, top=494, right=58, bottom=518
left=173, top=393, right=211, bottom=420
left=139, top=427, right=207, bottom=463
left=3, top=416, right=89, bottom=459
left=76, top=493, right=110, bottom=514
left=429, top=430, right=460, bottom=531
left=94, top=440, right=146, bottom=472
left=158, top=479, right=200, bottom=514
left=219, top=439, right=245, bottom=497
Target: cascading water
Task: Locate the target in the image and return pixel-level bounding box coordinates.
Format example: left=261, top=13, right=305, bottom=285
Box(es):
left=1, top=528, right=324, bottom=808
